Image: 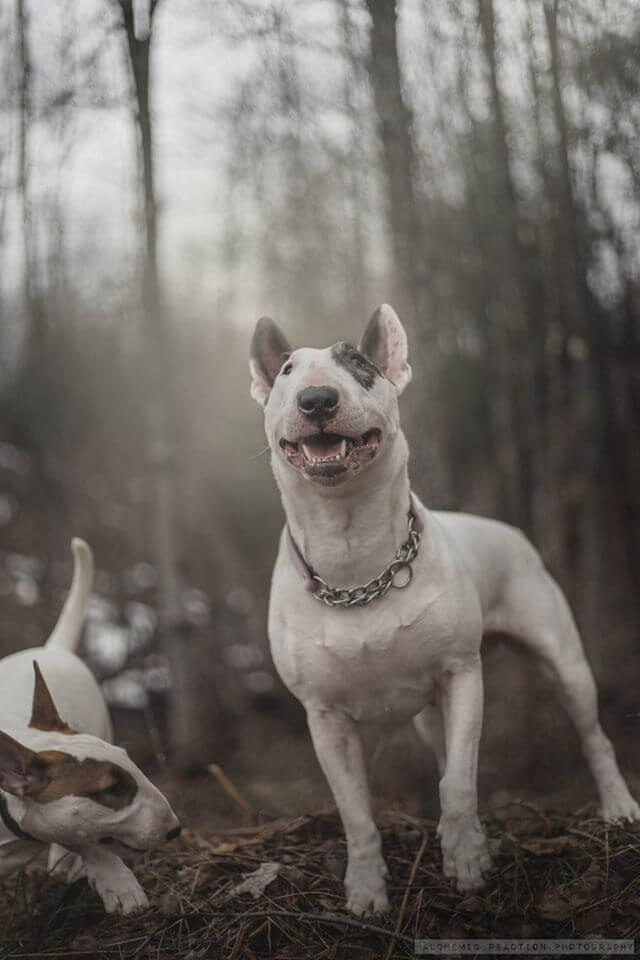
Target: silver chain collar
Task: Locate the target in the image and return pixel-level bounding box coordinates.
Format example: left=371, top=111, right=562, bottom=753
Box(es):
left=310, top=511, right=421, bottom=608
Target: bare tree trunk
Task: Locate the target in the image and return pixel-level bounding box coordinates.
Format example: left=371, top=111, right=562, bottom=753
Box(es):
left=543, top=0, right=639, bottom=655
left=362, top=0, right=446, bottom=502
left=337, top=0, right=368, bottom=319
left=17, top=0, right=32, bottom=324
left=16, top=0, right=45, bottom=352
left=362, top=0, right=420, bottom=321
left=14, top=0, right=61, bottom=574
left=477, top=0, right=544, bottom=539
left=522, top=0, right=566, bottom=571
left=543, top=0, right=598, bottom=648
left=455, top=10, right=523, bottom=525
left=476, top=0, right=553, bottom=787
left=118, top=0, right=192, bottom=766
left=0, top=25, right=11, bottom=311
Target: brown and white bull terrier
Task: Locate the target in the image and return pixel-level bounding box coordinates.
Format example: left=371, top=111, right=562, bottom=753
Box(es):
left=249, top=304, right=639, bottom=916
left=0, top=539, right=180, bottom=914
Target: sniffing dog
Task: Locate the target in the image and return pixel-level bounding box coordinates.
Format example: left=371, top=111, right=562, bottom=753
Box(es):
left=0, top=539, right=180, bottom=914
left=250, top=304, right=639, bottom=915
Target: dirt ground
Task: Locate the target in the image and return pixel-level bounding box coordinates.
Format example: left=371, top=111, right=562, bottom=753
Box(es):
left=2, top=807, right=640, bottom=959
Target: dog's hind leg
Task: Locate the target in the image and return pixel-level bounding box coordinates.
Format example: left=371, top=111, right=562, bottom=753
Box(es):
left=500, top=569, right=640, bottom=823
left=48, top=844, right=86, bottom=884
left=414, top=698, right=447, bottom=817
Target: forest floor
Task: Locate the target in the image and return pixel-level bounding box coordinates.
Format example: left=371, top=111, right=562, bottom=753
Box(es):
left=1, top=806, right=640, bottom=960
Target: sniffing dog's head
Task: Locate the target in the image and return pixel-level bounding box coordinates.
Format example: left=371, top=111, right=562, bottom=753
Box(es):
left=0, top=664, right=180, bottom=857
left=250, top=305, right=411, bottom=487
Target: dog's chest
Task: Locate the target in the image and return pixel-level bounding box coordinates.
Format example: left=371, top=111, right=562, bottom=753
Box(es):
left=269, top=563, right=475, bottom=724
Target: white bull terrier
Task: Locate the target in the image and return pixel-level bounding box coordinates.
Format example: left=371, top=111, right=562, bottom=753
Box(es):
left=250, top=304, right=639, bottom=916
left=0, top=539, right=181, bottom=914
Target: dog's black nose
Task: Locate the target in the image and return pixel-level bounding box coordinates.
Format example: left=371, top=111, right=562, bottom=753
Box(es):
left=297, top=386, right=339, bottom=422
left=167, top=825, right=181, bottom=842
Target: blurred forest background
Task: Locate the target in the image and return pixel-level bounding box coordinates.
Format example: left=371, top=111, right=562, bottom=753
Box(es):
left=0, top=0, right=638, bottom=827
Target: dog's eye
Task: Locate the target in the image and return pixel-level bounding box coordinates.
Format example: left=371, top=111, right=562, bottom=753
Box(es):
left=107, top=778, right=130, bottom=797
left=84, top=767, right=138, bottom=808
left=351, top=353, right=366, bottom=366
left=103, top=771, right=136, bottom=801
left=281, top=362, right=293, bottom=376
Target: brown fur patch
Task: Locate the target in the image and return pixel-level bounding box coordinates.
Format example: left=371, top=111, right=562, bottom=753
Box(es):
left=29, top=663, right=75, bottom=734
left=31, top=751, right=138, bottom=809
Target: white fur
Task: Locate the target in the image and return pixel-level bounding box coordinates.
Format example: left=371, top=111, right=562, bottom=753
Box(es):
left=0, top=540, right=180, bottom=914
left=251, top=307, right=639, bottom=916
left=249, top=356, right=272, bottom=406
left=46, top=539, right=94, bottom=651
left=358, top=303, right=412, bottom=393
left=69, top=844, right=149, bottom=915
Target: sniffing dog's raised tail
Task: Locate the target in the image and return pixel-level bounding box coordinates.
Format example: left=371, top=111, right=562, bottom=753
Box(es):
left=46, top=538, right=93, bottom=651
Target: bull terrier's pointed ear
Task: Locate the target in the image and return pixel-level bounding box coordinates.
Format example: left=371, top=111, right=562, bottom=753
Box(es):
left=0, top=730, right=46, bottom=796
left=30, top=662, right=73, bottom=734
left=359, top=304, right=412, bottom=394
left=249, top=317, right=291, bottom=405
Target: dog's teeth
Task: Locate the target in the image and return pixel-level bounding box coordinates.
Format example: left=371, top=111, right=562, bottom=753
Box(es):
left=340, top=440, right=347, bottom=458
left=302, top=443, right=311, bottom=461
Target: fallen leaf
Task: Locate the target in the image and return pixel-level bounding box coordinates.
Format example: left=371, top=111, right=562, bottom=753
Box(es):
left=536, top=875, right=602, bottom=921
left=230, top=861, right=281, bottom=900
left=457, top=895, right=485, bottom=914
left=159, top=892, right=180, bottom=915
left=70, top=934, right=99, bottom=952
left=536, top=888, right=568, bottom=922
left=209, top=842, right=238, bottom=855
left=576, top=903, right=612, bottom=934
left=520, top=835, right=581, bottom=854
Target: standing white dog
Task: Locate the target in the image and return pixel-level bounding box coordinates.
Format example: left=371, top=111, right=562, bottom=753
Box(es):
left=250, top=304, right=639, bottom=916
left=0, top=539, right=181, bottom=914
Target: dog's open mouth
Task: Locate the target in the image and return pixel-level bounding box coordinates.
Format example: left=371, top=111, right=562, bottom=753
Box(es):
left=279, top=429, right=382, bottom=482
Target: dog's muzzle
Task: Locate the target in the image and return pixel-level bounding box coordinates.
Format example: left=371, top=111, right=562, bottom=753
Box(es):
left=280, top=429, right=382, bottom=483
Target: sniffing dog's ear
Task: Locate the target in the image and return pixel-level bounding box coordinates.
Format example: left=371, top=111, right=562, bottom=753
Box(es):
left=0, top=730, right=47, bottom=797
left=249, top=317, right=292, bottom=405
left=30, top=662, right=74, bottom=734
left=359, top=304, right=412, bottom=395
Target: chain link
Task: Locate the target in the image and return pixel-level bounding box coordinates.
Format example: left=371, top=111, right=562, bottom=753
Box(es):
left=311, top=511, right=421, bottom=608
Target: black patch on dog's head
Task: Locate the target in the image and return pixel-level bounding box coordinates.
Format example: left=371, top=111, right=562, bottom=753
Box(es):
left=331, top=342, right=381, bottom=391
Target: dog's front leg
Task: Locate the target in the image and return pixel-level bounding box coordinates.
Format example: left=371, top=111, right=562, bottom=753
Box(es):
left=307, top=706, right=389, bottom=916
left=48, top=844, right=86, bottom=884
left=68, top=844, right=149, bottom=914
left=438, top=658, right=491, bottom=892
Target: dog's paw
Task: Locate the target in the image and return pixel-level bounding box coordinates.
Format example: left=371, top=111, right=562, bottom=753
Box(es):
left=345, top=859, right=390, bottom=916
left=85, top=856, right=149, bottom=915
left=97, top=874, right=149, bottom=915
left=439, top=815, right=491, bottom=892
left=602, top=790, right=640, bottom=825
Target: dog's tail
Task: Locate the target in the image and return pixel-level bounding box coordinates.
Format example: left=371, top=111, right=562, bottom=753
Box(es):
left=45, top=538, right=94, bottom=651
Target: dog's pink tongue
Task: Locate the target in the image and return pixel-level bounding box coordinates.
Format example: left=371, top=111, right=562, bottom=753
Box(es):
left=303, top=436, right=344, bottom=460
